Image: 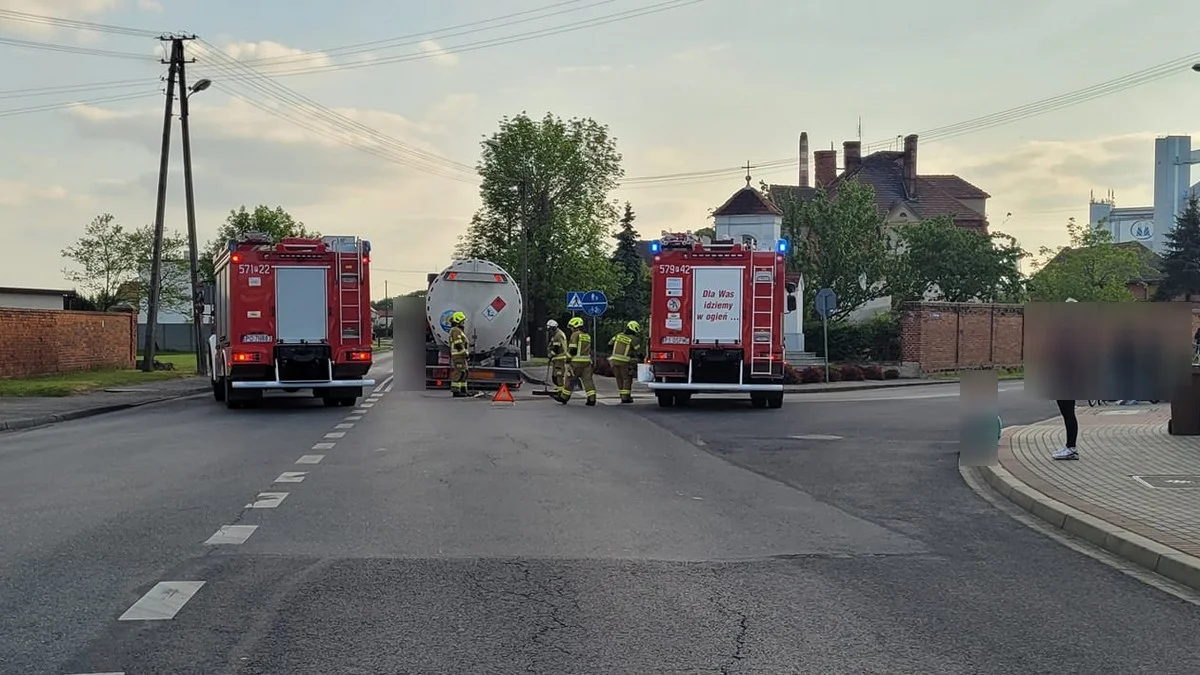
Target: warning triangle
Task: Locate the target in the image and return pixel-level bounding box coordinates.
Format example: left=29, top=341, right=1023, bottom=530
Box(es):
left=492, top=383, right=515, bottom=404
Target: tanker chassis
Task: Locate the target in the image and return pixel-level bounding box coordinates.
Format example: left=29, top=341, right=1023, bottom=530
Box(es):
left=207, top=233, right=376, bottom=409
left=424, top=259, right=524, bottom=391
left=645, top=231, right=789, bottom=409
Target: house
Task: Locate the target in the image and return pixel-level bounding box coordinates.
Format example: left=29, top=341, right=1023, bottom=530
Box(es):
left=766, top=133, right=991, bottom=233
left=0, top=286, right=75, bottom=310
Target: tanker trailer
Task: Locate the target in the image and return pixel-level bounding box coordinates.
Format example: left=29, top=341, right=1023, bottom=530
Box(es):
left=424, top=259, right=524, bottom=390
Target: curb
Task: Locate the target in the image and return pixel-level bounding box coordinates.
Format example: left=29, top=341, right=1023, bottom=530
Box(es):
left=0, top=386, right=210, bottom=433
left=518, top=371, right=990, bottom=393
left=976, top=460, right=1200, bottom=592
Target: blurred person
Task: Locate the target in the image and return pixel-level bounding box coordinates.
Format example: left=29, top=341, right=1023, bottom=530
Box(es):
left=608, top=320, right=641, bottom=404
left=1054, top=400, right=1079, bottom=460
left=556, top=317, right=596, bottom=406
left=448, top=311, right=469, bottom=398
left=547, top=319, right=569, bottom=398
left=1051, top=299, right=1082, bottom=460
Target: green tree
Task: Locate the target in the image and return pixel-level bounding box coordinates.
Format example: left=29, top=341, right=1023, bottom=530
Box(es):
left=694, top=226, right=716, bottom=240
left=890, top=217, right=1028, bottom=303
left=1154, top=195, right=1200, bottom=301
left=778, top=179, right=891, bottom=319
left=60, top=213, right=134, bottom=311
left=125, top=223, right=192, bottom=316
left=611, top=201, right=649, bottom=320
left=458, top=111, right=624, bottom=354
left=1027, top=217, right=1141, bottom=302
left=201, top=205, right=315, bottom=282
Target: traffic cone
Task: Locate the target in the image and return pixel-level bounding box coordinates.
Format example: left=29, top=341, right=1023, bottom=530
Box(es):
left=492, top=383, right=515, bottom=406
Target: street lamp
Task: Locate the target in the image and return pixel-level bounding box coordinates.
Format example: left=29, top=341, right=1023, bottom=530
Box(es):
left=1192, top=64, right=1200, bottom=72
left=180, top=76, right=211, bottom=375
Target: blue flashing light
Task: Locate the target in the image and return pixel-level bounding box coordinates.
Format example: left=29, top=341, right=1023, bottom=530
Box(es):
left=650, top=240, right=662, bottom=254
left=776, top=238, right=790, bottom=254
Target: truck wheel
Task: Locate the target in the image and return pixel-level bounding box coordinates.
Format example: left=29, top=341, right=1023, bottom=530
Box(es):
left=656, top=392, right=675, bottom=408
left=676, top=393, right=692, bottom=406
left=322, top=396, right=339, bottom=407
left=767, top=393, right=784, bottom=409
left=751, top=395, right=767, bottom=409
left=212, top=376, right=226, bottom=402
left=224, top=379, right=241, bottom=409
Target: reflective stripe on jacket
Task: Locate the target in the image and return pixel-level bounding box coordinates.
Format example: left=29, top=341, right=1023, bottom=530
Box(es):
left=568, top=330, right=592, bottom=363
left=449, top=326, right=469, bottom=356
left=549, top=329, right=569, bottom=361
left=609, top=333, right=635, bottom=363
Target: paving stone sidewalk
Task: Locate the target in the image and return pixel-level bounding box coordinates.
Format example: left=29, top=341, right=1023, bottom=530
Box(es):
left=0, top=377, right=211, bottom=432
left=987, top=404, right=1200, bottom=589
left=519, top=366, right=967, bottom=395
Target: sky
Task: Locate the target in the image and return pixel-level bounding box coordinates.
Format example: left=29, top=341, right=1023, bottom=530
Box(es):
left=3, top=0, right=1200, bottom=301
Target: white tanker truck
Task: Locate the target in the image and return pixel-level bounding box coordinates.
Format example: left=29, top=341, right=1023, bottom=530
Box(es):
left=424, top=259, right=524, bottom=391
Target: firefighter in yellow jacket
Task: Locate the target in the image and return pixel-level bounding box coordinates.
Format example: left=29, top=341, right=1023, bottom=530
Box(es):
left=556, top=316, right=596, bottom=406
left=608, top=320, right=641, bottom=404
left=448, top=311, right=470, bottom=398
left=546, top=319, right=570, bottom=397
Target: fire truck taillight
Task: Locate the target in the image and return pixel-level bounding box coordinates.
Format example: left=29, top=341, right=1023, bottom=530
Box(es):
left=231, top=254, right=241, bottom=263
left=231, top=351, right=261, bottom=363
left=347, top=350, right=372, bottom=362
left=651, top=351, right=672, bottom=361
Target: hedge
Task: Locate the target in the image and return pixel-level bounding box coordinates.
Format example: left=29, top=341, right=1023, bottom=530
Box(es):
left=803, top=312, right=900, bottom=363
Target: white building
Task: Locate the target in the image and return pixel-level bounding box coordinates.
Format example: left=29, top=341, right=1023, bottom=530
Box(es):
left=0, top=286, right=72, bottom=310
left=1090, top=135, right=1200, bottom=254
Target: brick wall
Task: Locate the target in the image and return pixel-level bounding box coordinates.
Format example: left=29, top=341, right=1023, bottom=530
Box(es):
left=0, top=308, right=135, bottom=378
left=900, top=302, right=1024, bottom=372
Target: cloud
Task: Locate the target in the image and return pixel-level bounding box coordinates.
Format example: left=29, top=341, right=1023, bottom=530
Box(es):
left=0, top=179, right=69, bottom=206
left=0, top=0, right=122, bottom=38
left=417, top=40, right=459, bottom=67
left=671, top=43, right=730, bottom=63
left=135, top=0, right=160, bottom=9
left=555, top=64, right=637, bottom=76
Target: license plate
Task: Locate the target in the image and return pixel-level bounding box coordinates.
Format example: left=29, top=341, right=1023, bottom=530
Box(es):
left=470, top=370, right=495, bottom=379
left=242, top=333, right=273, bottom=343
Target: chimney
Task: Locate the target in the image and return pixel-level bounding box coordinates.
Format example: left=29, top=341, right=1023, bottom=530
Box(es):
left=798, top=132, right=810, bottom=188
left=814, top=149, right=837, bottom=188
left=902, top=134, right=918, bottom=196
left=843, top=140, right=861, bottom=173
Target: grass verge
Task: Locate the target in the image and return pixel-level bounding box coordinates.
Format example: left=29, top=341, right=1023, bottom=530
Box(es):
left=0, top=353, right=199, bottom=397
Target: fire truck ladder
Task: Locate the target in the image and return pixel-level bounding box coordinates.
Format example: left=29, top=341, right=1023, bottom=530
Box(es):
left=333, top=237, right=363, bottom=341
left=750, top=265, right=776, bottom=377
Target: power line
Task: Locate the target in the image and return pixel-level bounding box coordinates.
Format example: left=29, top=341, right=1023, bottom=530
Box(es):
left=0, top=35, right=155, bottom=60
left=216, top=0, right=710, bottom=79
left=619, top=51, right=1200, bottom=187
left=0, top=8, right=160, bottom=37
left=0, top=90, right=160, bottom=117
left=191, top=40, right=478, bottom=180
left=0, top=77, right=154, bottom=99
left=237, top=0, right=619, bottom=67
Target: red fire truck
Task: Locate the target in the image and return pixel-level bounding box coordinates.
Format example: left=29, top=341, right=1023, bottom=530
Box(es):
left=207, top=233, right=376, bottom=409
left=645, top=231, right=793, bottom=409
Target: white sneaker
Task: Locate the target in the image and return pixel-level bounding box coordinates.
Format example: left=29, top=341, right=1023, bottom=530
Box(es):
left=1052, top=446, right=1078, bottom=461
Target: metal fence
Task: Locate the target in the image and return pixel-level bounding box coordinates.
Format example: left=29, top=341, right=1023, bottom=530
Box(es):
left=137, top=323, right=203, bottom=353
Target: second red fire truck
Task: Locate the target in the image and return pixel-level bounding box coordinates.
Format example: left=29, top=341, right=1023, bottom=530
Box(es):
left=644, top=231, right=792, bottom=409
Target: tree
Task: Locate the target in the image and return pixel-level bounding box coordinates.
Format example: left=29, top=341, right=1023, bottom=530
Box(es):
left=60, top=214, right=191, bottom=314
left=60, top=213, right=133, bottom=311
left=611, top=201, right=649, bottom=320
left=890, top=217, right=1028, bottom=303
left=458, top=111, right=625, bottom=355
left=778, top=179, right=891, bottom=319
left=1027, top=217, right=1141, bottom=302
left=125, top=223, right=192, bottom=316
left=201, top=205, right=315, bottom=282
left=1154, top=195, right=1200, bottom=301
left=694, top=226, right=716, bottom=240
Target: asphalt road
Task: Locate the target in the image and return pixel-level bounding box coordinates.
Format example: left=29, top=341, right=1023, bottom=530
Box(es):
left=2, top=376, right=1199, bottom=674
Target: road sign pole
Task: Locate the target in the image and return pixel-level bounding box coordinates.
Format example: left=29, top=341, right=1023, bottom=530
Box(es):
left=823, top=316, right=829, bottom=383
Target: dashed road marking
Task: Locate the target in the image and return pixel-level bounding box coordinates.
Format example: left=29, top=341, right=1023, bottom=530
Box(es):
left=358, top=403, right=376, bottom=409
left=204, top=525, right=258, bottom=545
left=344, top=415, right=362, bottom=421
left=334, top=423, right=354, bottom=429
left=118, top=581, right=205, bottom=621
left=789, top=434, right=844, bottom=440
left=67, top=672, right=125, bottom=674
left=324, top=431, right=346, bottom=439
left=296, top=454, right=324, bottom=465
left=275, top=471, right=308, bottom=483
left=312, top=442, right=336, bottom=450
left=384, top=381, right=394, bottom=393
left=246, top=492, right=289, bottom=508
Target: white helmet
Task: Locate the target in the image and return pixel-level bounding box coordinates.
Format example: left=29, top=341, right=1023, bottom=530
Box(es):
left=546, top=319, right=558, bottom=328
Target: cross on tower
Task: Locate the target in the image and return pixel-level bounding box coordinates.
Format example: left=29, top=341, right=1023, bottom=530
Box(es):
left=744, top=160, right=753, bottom=186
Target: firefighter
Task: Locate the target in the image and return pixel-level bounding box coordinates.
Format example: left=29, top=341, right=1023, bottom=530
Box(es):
left=608, top=320, right=641, bottom=403
left=547, top=319, right=569, bottom=397
left=556, top=316, right=596, bottom=406
left=448, top=311, right=469, bottom=397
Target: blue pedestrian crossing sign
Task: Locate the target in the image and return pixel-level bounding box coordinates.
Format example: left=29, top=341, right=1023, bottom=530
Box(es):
left=566, top=292, right=584, bottom=311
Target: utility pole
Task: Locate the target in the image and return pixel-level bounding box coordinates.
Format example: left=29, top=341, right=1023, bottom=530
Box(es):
left=141, top=36, right=185, bottom=371
left=518, top=178, right=529, bottom=360
left=176, top=38, right=207, bottom=376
